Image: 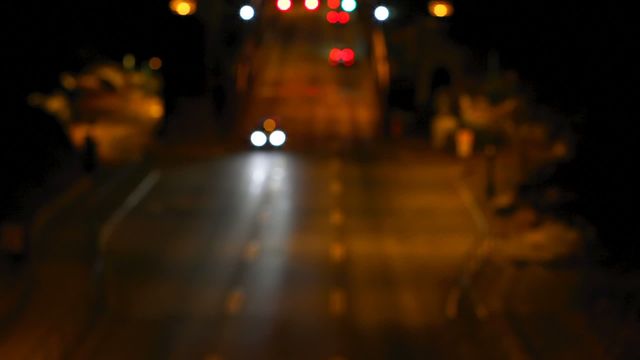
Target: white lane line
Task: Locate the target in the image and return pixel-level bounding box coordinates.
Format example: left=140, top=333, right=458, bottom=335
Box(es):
left=225, top=289, right=245, bottom=315
left=329, top=209, right=344, bottom=226
left=329, top=179, right=343, bottom=195
left=99, top=170, right=161, bottom=248
left=329, top=288, right=347, bottom=316
left=330, top=242, right=346, bottom=263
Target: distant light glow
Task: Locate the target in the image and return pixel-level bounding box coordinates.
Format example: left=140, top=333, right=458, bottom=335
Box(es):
left=329, top=48, right=342, bottom=65
left=148, top=57, right=162, bottom=70
left=338, top=11, right=350, bottom=24
left=328, top=0, right=341, bottom=10
left=149, top=100, right=164, bottom=119
left=123, top=54, right=136, bottom=70
left=305, top=0, right=319, bottom=10
left=341, top=0, right=357, bottom=12
left=433, top=4, right=448, bottom=17
left=329, top=48, right=355, bottom=66
left=374, top=6, right=389, bottom=21
left=342, top=48, right=355, bottom=66
left=170, top=0, right=197, bottom=16
left=428, top=1, right=453, bottom=18
left=263, top=118, right=277, bottom=132
left=60, top=73, right=77, bottom=90
left=327, top=10, right=339, bottom=23
left=239, top=5, right=255, bottom=20
left=269, top=130, right=287, bottom=147
left=177, top=3, right=191, bottom=15
left=251, top=131, right=268, bottom=147
left=277, top=0, right=292, bottom=11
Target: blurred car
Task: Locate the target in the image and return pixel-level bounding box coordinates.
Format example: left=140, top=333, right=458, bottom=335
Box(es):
left=250, top=117, right=287, bottom=148
left=329, top=48, right=356, bottom=67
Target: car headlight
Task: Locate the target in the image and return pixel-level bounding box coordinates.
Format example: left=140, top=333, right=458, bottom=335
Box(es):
left=250, top=131, right=268, bottom=147
left=269, top=130, right=286, bottom=147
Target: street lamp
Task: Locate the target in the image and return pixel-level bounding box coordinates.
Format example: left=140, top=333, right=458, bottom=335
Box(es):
left=428, top=1, right=454, bottom=18
left=170, top=0, right=197, bottom=16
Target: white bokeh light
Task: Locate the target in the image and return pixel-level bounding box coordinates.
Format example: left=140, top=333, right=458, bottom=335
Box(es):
left=374, top=6, right=389, bottom=21
left=269, top=130, right=287, bottom=147
left=341, top=0, right=357, bottom=12
left=239, top=5, right=255, bottom=20
left=251, top=131, right=268, bottom=147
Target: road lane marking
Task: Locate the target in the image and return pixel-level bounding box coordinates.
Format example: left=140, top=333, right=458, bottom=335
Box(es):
left=330, top=242, right=346, bottom=263
left=329, top=209, right=344, bottom=226
left=329, top=179, right=343, bottom=195
left=225, top=289, right=245, bottom=315
left=329, top=289, right=347, bottom=316
left=99, top=170, right=161, bottom=248
left=244, top=242, right=260, bottom=262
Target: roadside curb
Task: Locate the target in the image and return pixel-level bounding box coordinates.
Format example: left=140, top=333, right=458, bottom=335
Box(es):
left=452, top=155, right=532, bottom=360
left=0, top=157, right=153, bottom=340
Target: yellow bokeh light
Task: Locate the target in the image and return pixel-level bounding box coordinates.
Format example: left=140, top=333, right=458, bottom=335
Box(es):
left=263, top=118, right=277, bottom=132
left=60, top=73, right=77, bottom=90
left=123, top=54, right=136, bottom=70
left=149, top=57, right=162, bottom=71
left=149, top=101, right=165, bottom=119
left=170, top=0, right=197, bottom=16
left=433, top=4, right=448, bottom=17
left=177, top=3, right=191, bottom=15
left=429, top=1, right=453, bottom=18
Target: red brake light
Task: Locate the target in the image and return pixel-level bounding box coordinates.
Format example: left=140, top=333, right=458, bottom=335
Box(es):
left=327, top=11, right=339, bottom=23
left=327, top=0, right=341, bottom=10
left=342, top=48, right=355, bottom=65
left=338, top=11, right=350, bottom=24
left=329, top=48, right=342, bottom=65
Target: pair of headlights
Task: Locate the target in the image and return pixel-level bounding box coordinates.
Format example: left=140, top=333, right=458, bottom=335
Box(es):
left=250, top=130, right=287, bottom=147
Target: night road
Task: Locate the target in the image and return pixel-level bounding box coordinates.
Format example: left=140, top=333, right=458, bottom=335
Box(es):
left=2, top=1, right=636, bottom=359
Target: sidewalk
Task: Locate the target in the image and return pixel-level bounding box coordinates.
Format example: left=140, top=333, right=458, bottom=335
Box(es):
left=0, top=159, right=154, bottom=334
left=458, top=145, right=640, bottom=359
left=0, top=91, right=243, bottom=357
left=0, top=93, right=221, bottom=351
